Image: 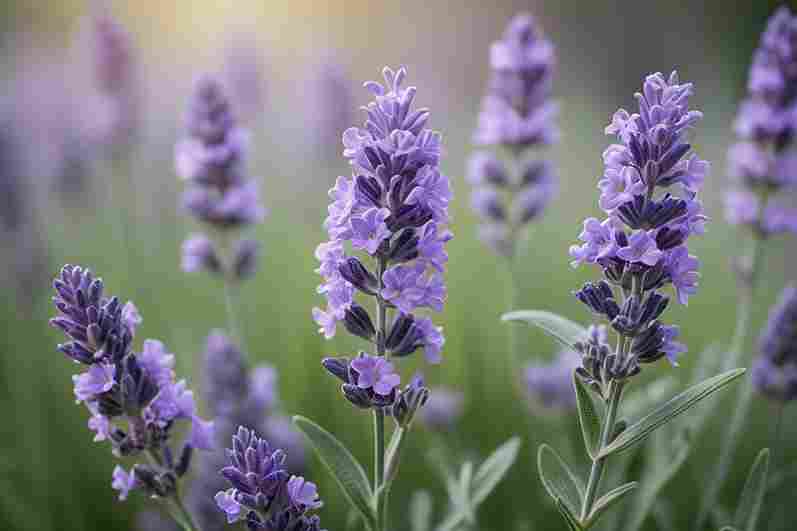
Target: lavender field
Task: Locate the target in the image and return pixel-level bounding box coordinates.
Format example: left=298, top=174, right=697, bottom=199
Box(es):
left=1, top=1, right=795, bottom=530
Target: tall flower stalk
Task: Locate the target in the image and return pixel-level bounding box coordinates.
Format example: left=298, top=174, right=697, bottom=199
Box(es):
left=176, top=75, right=266, bottom=347
left=49, top=265, right=214, bottom=531
left=468, top=13, right=558, bottom=372
left=506, top=72, right=744, bottom=529
left=311, top=66, right=451, bottom=531
left=697, top=8, right=797, bottom=527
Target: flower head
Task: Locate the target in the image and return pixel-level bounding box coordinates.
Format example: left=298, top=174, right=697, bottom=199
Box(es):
left=49, top=264, right=211, bottom=501
left=215, top=427, right=324, bottom=530
left=177, top=75, right=266, bottom=281
left=571, top=73, right=707, bottom=386
left=726, top=7, right=797, bottom=240
left=314, top=66, right=451, bottom=412
left=469, top=14, right=558, bottom=257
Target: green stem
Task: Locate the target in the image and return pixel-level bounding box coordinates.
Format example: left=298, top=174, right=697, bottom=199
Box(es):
left=373, top=255, right=388, bottom=531
left=580, top=376, right=625, bottom=521
left=169, top=487, right=200, bottom=531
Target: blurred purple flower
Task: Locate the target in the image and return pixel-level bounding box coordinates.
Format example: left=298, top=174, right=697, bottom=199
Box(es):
left=419, top=386, right=464, bottom=431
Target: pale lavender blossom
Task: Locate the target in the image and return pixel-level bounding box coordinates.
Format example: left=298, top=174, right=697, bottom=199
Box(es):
left=350, top=354, right=401, bottom=396
left=468, top=13, right=558, bottom=257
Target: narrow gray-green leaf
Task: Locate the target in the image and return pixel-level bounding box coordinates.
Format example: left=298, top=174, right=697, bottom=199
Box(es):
left=409, top=490, right=433, bottom=531
left=734, top=448, right=770, bottom=531
left=293, top=416, right=376, bottom=527
left=472, top=436, right=521, bottom=506
left=720, top=527, right=741, bottom=531
left=599, top=369, right=746, bottom=458
left=556, top=498, right=584, bottom=531
left=537, top=444, right=584, bottom=516
left=574, top=374, right=603, bottom=460
left=585, top=482, right=637, bottom=528
left=501, top=310, right=587, bottom=351
left=625, top=426, right=692, bottom=531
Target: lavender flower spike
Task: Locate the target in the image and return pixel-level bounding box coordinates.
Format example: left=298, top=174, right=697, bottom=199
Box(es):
left=725, top=6, right=797, bottom=239
left=468, top=13, right=558, bottom=257
left=215, top=426, right=324, bottom=531
left=419, top=386, right=464, bottom=431
left=313, top=66, right=453, bottom=384
left=49, top=264, right=213, bottom=508
left=570, top=71, right=709, bottom=387
left=177, top=75, right=266, bottom=281
left=753, top=285, right=797, bottom=401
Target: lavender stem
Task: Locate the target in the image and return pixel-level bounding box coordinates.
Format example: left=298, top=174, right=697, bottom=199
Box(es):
left=374, top=254, right=388, bottom=531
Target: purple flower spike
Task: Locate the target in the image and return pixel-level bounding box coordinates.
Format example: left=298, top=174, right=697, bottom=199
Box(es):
left=215, top=426, right=324, bottom=530
left=177, top=75, right=265, bottom=281
left=726, top=7, right=797, bottom=240
left=468, top=13, right=558, bottom=257
left=49, top=264, right=214, bottom=502
left=314, top=65, right=451, bottom=411
left=572, top=72, right=709, bottom=386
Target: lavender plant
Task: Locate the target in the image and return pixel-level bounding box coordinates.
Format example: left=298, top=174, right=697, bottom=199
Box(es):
left=469, top=13, right=558, bottom=258
left=176, top=74, right=266, bottom=343
left=301, top=65, right=515, bottom=531
left=49, top=264, right=214, bottom=531
left=468, top=13, right=558, bottom=380
left=697, top=8, right=797, bottom=526
left=524, top=349, right=580, bottom=411
left=504, top=72, right=745, bottom=529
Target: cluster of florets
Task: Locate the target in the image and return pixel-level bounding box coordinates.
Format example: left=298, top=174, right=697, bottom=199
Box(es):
left=726, top=7, right=797, bottom=237
left=312, top=66, right=451, bottom=409
left=524, top=349, right=579, bottom=410
left=188, top=332, right=306, bottom=530
left=176, top=76, right=265, bottom=281
left=321, top=356, right=428, bottom=426
left=468, top=14, right=558, bottom=257
left=753, top=285, right=797, bottom=402
left=569, top=72, right=704, bottom=387
left=49, top=265, right=214, bottom=501
left=215, top=427, right=324, bottom=531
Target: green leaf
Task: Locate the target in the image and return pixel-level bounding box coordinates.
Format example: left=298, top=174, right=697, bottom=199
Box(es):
left=574, top=374, right=603, bottom=460
left=472, top=437, right=522, bottom=505
left=720, top=527, right=741, bottom=531
left=625, top=425, right=692, bottom=531
left=292, top=416, right=376, bottom=528
left=584, top=482, right=637, bottom=528
left=734, top=448, right=770, bottom=531
left=537, top=444, right=584, bottom=516
left=556, top=498, right=584, bottom=531
left=598, top=369, right=746, bottom=458
left=501, top=310, right=587, bottom=351
left=409, top=490, right=433, bottom=531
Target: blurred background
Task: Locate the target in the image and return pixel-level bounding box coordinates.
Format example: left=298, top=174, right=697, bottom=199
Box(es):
left=1, top=0, right=796, bottom=530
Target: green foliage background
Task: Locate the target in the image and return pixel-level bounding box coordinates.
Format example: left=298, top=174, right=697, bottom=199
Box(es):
left=0, top=1, right=795, bottom=530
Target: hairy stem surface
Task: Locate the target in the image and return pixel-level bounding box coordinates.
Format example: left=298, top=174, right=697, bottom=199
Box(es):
left=580, top=377, right=625, bottom=521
